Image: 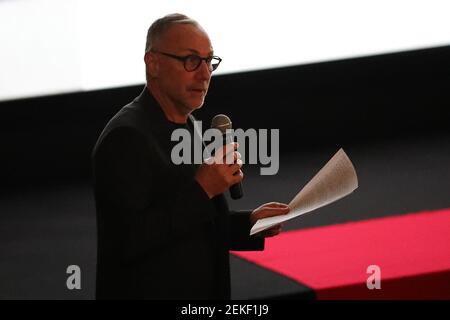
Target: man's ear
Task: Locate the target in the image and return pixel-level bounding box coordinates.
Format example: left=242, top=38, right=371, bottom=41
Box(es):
left=144, top=52, right=159, bottom=78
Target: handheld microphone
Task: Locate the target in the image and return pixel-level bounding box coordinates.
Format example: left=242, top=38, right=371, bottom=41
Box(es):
left=211, top=114, right=243, bottom=200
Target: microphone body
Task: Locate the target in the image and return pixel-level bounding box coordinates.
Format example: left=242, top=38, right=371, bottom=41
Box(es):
left=229, top=174, right=244, bottom=199
left=223, top=133, right=243, bottom=199
left=211, top=114, right=244, bottom=200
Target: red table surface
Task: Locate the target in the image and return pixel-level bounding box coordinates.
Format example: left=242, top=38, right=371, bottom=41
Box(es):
left=232, top=208, right=450, bottom=299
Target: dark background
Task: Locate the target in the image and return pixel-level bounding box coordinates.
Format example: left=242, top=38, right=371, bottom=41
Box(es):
left=1, top=45, right=449, bottom=299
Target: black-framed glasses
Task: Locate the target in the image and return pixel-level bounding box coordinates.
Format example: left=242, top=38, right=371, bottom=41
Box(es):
left=151, top=50, right=222, bottom=72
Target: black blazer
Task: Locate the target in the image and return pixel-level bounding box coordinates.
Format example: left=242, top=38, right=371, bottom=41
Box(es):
left=92, top=87, right=264, bottom=299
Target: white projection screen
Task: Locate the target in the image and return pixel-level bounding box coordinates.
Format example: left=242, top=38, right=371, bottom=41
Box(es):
left=1, top=0, right=449, bottom=101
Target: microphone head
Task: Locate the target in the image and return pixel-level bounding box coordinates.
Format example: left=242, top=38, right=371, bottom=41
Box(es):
left=211, top=114, right=232, bottom=134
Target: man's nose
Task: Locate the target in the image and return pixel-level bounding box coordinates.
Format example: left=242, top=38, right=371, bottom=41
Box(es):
left=195, top=60, right=212, bottom=80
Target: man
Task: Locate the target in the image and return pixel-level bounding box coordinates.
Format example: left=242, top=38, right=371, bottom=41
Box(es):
left=92, top=13, right=289, bottom=299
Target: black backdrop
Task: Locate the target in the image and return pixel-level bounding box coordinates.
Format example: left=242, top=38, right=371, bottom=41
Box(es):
left=1, top=45, right=449, bottom=188
left=1, top=45, right=450, bottom=300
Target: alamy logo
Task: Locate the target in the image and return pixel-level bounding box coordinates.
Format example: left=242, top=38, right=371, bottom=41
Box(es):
left=66, top=265, right=81, bottom=290
left=170, top=120, right=280, bottom=175
left=366, top=265, right=381, bottom=290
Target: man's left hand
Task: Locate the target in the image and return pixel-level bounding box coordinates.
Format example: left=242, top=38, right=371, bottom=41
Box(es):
left=250, top=202, right=290, bottom=238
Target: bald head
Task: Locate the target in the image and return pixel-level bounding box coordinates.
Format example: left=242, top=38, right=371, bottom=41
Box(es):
left=143, top=14, right=214, bottom=123
left=145, top=13, right=205, bottom=53
left=144, top=14, right=213, bottom=83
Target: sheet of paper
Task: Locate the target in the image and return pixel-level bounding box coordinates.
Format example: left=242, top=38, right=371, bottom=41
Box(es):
left=250, top=148, right=358, bottom=235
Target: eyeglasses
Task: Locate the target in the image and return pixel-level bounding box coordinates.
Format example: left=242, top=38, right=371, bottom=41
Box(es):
left=151, top=50, right=222, bottom=72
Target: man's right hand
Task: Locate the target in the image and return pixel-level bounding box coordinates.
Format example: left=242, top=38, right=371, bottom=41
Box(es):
left=195, top=142, right=243, bottom=199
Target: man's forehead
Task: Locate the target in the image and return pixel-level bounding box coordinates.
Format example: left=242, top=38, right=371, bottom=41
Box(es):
left=161, top=24, right=213, bottom=54
left=183, top=48, right=214, bottom=55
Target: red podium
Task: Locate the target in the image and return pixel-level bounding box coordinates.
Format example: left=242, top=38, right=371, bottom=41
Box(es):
left=233, top=208, right=450, bottom=299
